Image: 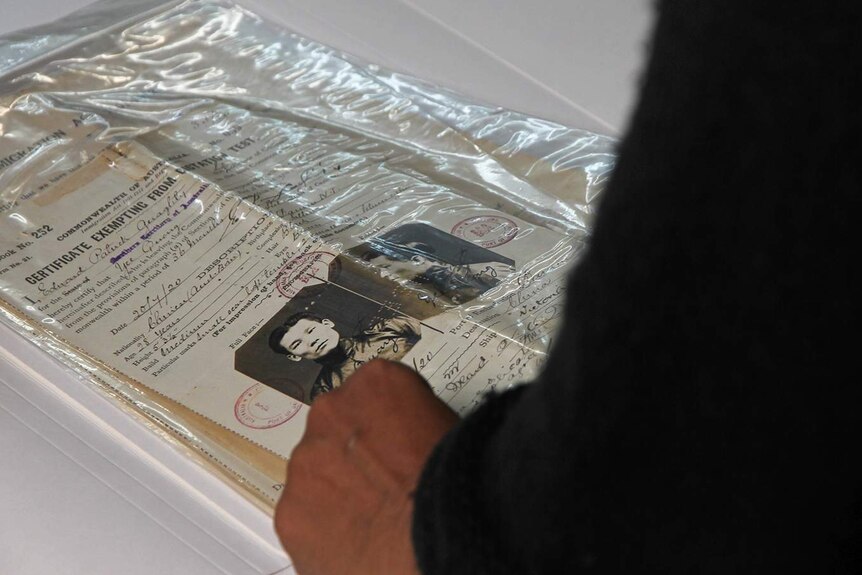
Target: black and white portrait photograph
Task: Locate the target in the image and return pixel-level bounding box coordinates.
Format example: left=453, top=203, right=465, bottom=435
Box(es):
left=345, top=222, right=516, bottom=306
left=234, top=283, right=423, bottom=404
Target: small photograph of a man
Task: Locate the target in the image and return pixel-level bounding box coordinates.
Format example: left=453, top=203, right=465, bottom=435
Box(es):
left=269, top=311, right=420, bottom=400
left=235, top=284, right=421, bottom=404
left=345, top=222, right=516, bottom=306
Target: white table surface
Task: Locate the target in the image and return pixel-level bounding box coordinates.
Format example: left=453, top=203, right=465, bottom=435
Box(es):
left=0, top=1, right=653, bottom=573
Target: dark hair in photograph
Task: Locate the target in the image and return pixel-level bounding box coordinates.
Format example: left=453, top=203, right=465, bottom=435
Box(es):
left=268, top=312, right=324, bottom=354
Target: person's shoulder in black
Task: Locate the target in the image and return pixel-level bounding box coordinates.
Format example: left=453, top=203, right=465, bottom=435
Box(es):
left=413, top=1, right=862, bottom=573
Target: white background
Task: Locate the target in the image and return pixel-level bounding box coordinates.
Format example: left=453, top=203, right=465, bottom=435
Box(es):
left=0, top=1, right=653, bottom=573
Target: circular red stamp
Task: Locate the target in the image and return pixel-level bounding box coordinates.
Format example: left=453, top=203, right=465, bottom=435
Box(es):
left=276, top=251, right=336, bottom=299
left=234, top=383, right=302, bottom=429
left=451, top=215, right=519, bottom=248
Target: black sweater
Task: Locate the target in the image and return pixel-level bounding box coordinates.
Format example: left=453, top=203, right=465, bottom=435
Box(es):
left=412, top=1, right=861, bottom=573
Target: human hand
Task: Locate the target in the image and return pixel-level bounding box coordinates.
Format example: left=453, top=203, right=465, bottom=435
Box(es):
left=274, top=359, right=459, bottom=575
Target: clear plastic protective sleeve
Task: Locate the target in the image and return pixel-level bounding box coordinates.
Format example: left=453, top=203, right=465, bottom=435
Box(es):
left=0, top=0, right=615, bottom=508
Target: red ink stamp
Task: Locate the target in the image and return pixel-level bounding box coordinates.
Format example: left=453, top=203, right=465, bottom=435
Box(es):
left=275, top=251, right=336, bottom=299
left=234, top=383, right=302, bottom=429
left=451, top=215, right=519, bottom=248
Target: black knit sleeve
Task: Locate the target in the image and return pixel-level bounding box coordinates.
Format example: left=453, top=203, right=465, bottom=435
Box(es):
left=412, top=387, right=527, bottom=575
left=412, top=1, right=860, bottom=573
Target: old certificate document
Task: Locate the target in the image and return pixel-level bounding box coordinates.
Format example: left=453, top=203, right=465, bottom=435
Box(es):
left=0, top=0, right=615, bottom=506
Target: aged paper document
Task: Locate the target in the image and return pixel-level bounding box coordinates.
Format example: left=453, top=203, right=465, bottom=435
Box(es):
left=0, top=0, right=614, bottom=505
